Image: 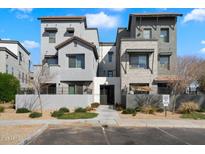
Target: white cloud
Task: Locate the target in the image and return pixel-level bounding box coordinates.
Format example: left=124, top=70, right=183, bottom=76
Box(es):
left=200, top=48, right=205, bottom=53
left=11, top=8, right=33, bottom=13
left=21, top=40, right=39, bottom=49
left=85, top=12, right=119, bottom=28
left=201, top=40, right=205, bottom=44
left=109, top=8, right=125, bottom=12
left=1, top=38, right=11, bottom=40
left=183, top=9, right=205, bottom=23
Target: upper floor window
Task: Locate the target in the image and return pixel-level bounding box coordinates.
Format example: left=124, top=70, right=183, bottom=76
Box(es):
left=48, top=32, right=56, bottom=43
left=160, top=28, right=169, bottom=42
left=129, top=54, right=149, bottom=69
left=6, top=65, right=8, bottom=73
left=107, top=70, right=113, bottom=77
left=108, top=52, right=113, bottom=62
left=143, top=28, right=152, bottom=39
left=22, top=72, right=24, bottom=83
left=6, top=54, right=9, bottom=59
left=65, top=28, right=74, bottom=37
left=18, top=71, right=21, bottom=80
left=68, top=54, right=85, bottom=69
left=45, top=57, right=58, bottom=65
left=19, top=52, right=22, bottom=64
left=159, top=55, right=170, bottom=70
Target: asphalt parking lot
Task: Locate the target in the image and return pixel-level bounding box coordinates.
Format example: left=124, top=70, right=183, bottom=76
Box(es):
left=29, top=125, right=205, bottom=145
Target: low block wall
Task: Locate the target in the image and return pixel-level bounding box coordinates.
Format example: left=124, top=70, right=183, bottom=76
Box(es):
left=15, top=94, right=93, bottom=110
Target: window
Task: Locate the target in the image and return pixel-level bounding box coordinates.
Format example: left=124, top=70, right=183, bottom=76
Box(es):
left=46, top=58, right=58, bottom=65
left=158, top=83, right=171, bottom=94
left=69, top=84, right=83, bottom=94
left=160, top=28, right=169, bottom=42
left=159, top=55, right=170, bottom=70
left=19, top=52, right=22, bottom=64
left=108, top=52, right=113, bottom=62
left=48, top=32, right=56, bottom=43
left=11, top=67, right=14, bottom=75
left=6, top=54, right=8, bottom=59
left=25, top=75, right=27, bottom=84
left=66, top=28, right=74, bottom=36
left=68, top=54, right=85, bottom=69
left=22, top=72, right=24, bottom=83
left=107, top=70, right=113, bottom=77
left=18, top=71, right=21, bottom=80
left=129, top=54, right=149, bottom=69
left=6, top=65, right=8, bottom=73
left=143, top=29, right=152, bottom=39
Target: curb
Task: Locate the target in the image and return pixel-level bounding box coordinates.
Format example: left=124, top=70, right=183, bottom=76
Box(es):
left=18, top=124, right=48, bottom=145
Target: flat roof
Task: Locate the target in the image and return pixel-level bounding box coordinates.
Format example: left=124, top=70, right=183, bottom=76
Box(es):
left=0, top=39, right=30, bottom=55
left=38, top=16, right=86, bottom=20
left=130, top=12, right=183, bottom=17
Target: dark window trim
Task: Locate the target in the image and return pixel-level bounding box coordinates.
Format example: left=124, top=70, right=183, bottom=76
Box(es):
left=129, top=53, right=149, bottom=69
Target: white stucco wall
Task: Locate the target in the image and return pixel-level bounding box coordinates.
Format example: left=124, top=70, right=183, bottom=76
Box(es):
left=93, top=77, right=121, bottom=104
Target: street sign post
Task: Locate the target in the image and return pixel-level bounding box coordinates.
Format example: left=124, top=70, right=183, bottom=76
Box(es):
left=162, top=95, right=170, bottom=117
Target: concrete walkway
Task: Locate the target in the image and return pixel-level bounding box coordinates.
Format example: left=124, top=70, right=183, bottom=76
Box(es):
left=1, top=105, right=205, bottom=128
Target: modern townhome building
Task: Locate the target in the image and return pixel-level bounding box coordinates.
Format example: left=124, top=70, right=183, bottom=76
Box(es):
left=16, top=12, right=182, bottom=110
left=0, top=39, right=31, bottom=88
left=116, top=13, right=182, bottom=96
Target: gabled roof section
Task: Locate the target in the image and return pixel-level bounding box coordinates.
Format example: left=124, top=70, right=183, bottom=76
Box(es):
left=55, top=36, right=99, bottom=59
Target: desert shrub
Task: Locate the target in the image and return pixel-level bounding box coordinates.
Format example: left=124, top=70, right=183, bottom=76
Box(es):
left=91, top=102, right=100, bottom=108
left=0, top=73, right=20, bottom=102
left=156, top=108, right=164, bottom=113
left=140, top=105, right=156, bottom=114
left=59, top=107, right=69, bottom=113
left=75, top=107, right=87, bottom=113
left=51, top=111, right=64, bottom=117
left=122, top=108, right=136, bottom=114
left=85, top=106, right=94, bottom=112
left=0, top=106, right=5, bottom=112
left=29, top=112, right=42, bottom=118
left=132, top=112, right=137, bottom=116
left=115, top=103, right=124, bottom=111
left=16, top=108, right=30, bottom=113
left=177, top=101, right=199, bottom=114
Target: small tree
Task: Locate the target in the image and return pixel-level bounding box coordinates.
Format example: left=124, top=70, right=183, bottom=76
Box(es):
left=169, top=56, right=204, bottom=113
left=32, top=64, right=55, bottom=114
left=0, top=73, right=20, bottom=102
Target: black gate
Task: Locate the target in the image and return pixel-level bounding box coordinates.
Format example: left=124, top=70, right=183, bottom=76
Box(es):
left=100, top=85, right=115, bottom=105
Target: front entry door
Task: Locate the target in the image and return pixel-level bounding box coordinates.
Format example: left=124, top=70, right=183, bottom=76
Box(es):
left=100, top=85, right=114, bottom=105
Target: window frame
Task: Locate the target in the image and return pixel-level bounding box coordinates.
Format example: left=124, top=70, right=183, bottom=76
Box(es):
left=129, top=53, right=149, bottom=69
left=108, top=52, right=113, bottom=63
left=160, top=28, right=169, bottom=43
left=159, top=55, right=170, bottom=70
left=68, top=54, right=85, bottom=69
left=48, top=32, right=56, bottom=43
left=68, top=84, right=83, bottom=94
left=107, top=70, right=113, bottom=77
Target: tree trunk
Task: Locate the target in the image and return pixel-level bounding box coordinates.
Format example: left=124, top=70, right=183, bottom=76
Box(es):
left=172, top=94, right=176, bottom=114
left=38, top=92, right=43, bottom=115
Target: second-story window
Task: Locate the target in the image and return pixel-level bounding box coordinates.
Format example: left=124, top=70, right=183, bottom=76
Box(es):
left=68, top=54, right=85, bottom=69
left=107, top=70, right=113, bottom=77
left=19, top=52, right=22, bottom=64
left=48, top=32, right=56, bottom=43
left=143, top=28, right=152, bottom=39
left=11, top=67, right=14, bottom=76
left=22, top=72, right=24, bottom=83
left=160, top=28, right=169, bottom=42
left=108, top=52, right=113, bottom=62
left=159, top=55, right=170, bottom=70
left=129, top=53, right=149, bottom=69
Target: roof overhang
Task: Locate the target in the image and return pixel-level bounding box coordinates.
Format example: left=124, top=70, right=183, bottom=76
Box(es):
left=126, top=48, right=154, bottom=53
left=154, top=75, right=179, bottom=83
left=159, top=52, right=172, bottom=56
left=0, top=47, right=18, bottom=59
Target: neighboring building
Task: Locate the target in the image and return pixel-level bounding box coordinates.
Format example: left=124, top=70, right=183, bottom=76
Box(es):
left=116, top=13, right=182, bottom=96
left=0, top=39, right=31, bottom=88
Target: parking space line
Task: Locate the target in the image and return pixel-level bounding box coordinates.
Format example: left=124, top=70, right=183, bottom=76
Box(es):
left=100, top=126, right=110, bottom=145
left=156, top=127, right=191, bottom=145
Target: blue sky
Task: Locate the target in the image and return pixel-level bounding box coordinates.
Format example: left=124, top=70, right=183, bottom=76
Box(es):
left=0, top=8, right=205, bottom=65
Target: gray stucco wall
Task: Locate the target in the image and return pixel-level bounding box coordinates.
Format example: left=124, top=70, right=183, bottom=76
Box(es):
left=15, top=94, right=93, bottom=110
left=40, top=20, right=99, bottom=61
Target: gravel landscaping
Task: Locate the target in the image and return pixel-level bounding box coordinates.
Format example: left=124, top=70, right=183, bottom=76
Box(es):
left=0, top=124, right=44, bottom=144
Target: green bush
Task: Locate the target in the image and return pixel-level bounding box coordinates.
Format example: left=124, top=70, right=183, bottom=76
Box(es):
left=0, top=73, right=20, bottom=102
left=140, top=105, right=156, bottom=114
left=75, top=107, right=87, bottom=113
left=29, top=112, right=42, bottom=118
left=59, top=107, right=69, bottom=113
left=57, top=112, right=98, bottom=119
left=16, top=108, right=30, bottom=113
left=51, top=110, right=64, bottom=117
left=177, top=101, right=199, bottom=114
left=156, top=108, right=164, bottom=113
left=91, top=102, right=100, bottom=108
left=0, top=106, right=5, bottom=112
left=122, top=108, right=136, bottom=114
